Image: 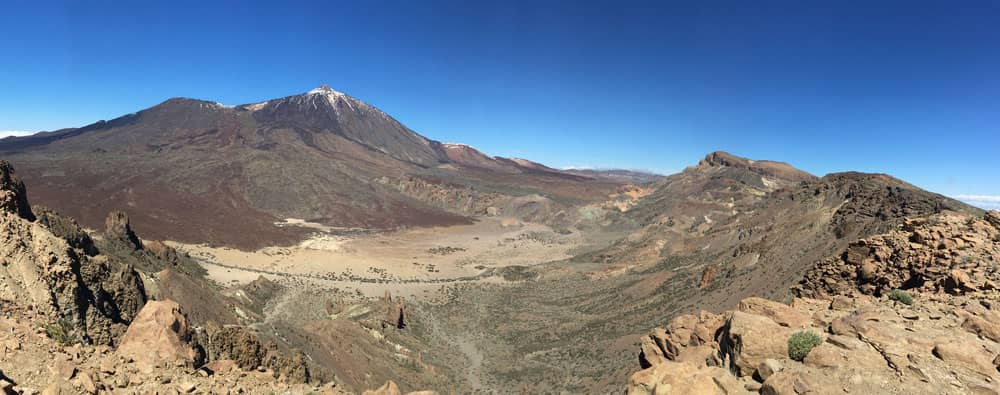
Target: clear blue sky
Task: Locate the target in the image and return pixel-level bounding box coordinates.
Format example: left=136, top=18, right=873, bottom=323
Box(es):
left=1, top=1, right=998, bottom=207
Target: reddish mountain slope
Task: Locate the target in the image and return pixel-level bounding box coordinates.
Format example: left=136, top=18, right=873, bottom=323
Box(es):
left=0, top=86, right=622, bottom=249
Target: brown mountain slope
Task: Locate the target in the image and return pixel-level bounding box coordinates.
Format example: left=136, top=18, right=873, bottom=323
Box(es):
left=416, top=151, right=983, bottom=393
left=0, top=86, right=621, bottom=249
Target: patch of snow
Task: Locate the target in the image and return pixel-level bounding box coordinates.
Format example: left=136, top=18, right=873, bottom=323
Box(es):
left=245, top=101, right=269, bottom=111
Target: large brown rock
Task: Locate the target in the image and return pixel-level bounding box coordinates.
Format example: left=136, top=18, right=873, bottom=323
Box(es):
left=760, top=370, right=815, bottom=395
left=627, top=360, right=750, bottom=395
left=363, top=381, right=402, bottom=395
left=117, top=300, right=197, bottom=369
left=932, top=340, right=997, bottom=377
left=719, top=311, right=791, bottom=376
left=986, top=210, right=1000, bottom=229
left=738, top=297, right=812, bottom=328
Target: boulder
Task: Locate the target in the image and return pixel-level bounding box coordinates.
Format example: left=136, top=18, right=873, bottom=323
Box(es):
left=116, top=300, right=197, bottom=369
left=961, top=313, right=1000, bottom=342
left=363, top=381, right=402, bottom=395
left=986, top=211, right=1000, bottom=229
left=738, top=297, right=812, bottom=328
left=932, top=340, right=997, bottom=377
left=755, top=359, right=783, bottom=382
left=802, top=343, right=844, bottom=368
left=627, top=360, right=751, bottom=395
left=203, top=359, right=238, bottom=375
left=719, top=311, right=791, bottom=376
left=760, top=370, right=813, bottom=395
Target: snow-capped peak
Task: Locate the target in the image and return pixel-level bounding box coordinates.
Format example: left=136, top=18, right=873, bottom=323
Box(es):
left=307, top=84, right=345, bottom=96
left=442, top=142, right=472, bottom=149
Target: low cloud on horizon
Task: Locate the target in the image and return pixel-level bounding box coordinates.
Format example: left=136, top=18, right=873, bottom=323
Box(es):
left=952, top=194, right=1000, bottom=211
left=0, top=131, right=36, bottom=138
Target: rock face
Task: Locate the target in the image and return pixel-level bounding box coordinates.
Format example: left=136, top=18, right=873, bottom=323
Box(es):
left=105, top=210, right=143, bottom=250
left=797, top=212, right=1000, bottom=298
left=117, top=300, right=198, bottom=369
left=0, top=160, right=33, bottom=221
left=629, top=211, right=1000, bottom=394
left=629, top=293, right=1000, bottom=394
left=201, top=324, right=310, bottom=383
left=0, top=161, right=146, bottom=345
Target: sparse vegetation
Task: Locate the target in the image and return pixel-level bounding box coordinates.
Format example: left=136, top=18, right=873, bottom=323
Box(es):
left=888, top=289, right=914, bottom=305
left=788, top=331, right=823, bottom=361
left=45, top=319, right=75, bottom=345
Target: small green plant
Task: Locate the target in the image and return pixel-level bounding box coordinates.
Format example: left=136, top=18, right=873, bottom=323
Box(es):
left=888, top=288, right=914, bottom=305
left=45, top=319, right=75, bottom=345
left=788, top=331, right=823, bottom=361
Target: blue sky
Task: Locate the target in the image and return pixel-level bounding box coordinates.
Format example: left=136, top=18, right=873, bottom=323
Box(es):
left=1, top=1, right=998, bottom=207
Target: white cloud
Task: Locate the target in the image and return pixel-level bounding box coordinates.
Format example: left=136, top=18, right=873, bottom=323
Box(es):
left=0, top=131, right=36, bottom=138
left=952, top=194, right=1000, bottom=210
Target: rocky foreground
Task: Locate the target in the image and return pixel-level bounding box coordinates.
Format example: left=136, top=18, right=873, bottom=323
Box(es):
left=0, top=160, right=430, bottom=394
left=628, top=210, right=1000, bottom=394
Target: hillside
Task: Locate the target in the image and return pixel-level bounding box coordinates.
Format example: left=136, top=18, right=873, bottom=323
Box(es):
left=413, top=152, right=983, bottom=392
left=628, top=210, right=1000, bottom=394
left=0, top=86, right=622, bottom=249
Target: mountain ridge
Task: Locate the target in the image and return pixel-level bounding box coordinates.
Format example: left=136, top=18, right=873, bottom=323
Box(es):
left=0, top=86, right=626, bottom=249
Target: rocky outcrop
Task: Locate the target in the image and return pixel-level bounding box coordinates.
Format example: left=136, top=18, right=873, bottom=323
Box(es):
left=699, top=151, right=817, bottom=183
left=104, top=210, right=143, bottom=250
left=201, top=324, right=310, bottom=383
left=116, top=300, right=199, bottom=369
left=0, top=161, right=146, bottom=345
left=383, top=291, right=408, bottom=330
left=33, top=206, right=97, bottom=256
left=0, top=161, right=33, bottom=221
left=797, top=212, right=1000, bottom=298
left=629, top=292, right=1000, bottom=394
left=0, top=314, right=334, bottom=395
left=987, top=210, right=1000, bottom=229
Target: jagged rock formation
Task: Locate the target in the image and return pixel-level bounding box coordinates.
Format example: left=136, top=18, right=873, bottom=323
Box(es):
left=629, top=210, right=1000, bottom=394
left=201, top=323, right=310, bottom=383
left=382, top=291, right=408, bottom=330
left=0, top=162, right=336, bottom=393
left=0, top=160, right=146, bottom=345
left=33, top=205, right=97, bottom=255
left=0, top=160, right=33, bottom=221
left=797, top=211, right=1000, bottom=298
left=104, top=210, right=143, bottom=250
